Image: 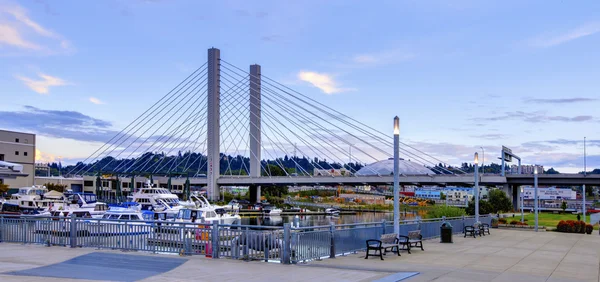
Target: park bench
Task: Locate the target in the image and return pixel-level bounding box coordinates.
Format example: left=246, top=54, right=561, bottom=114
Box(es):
left=365, top=233, right=400, bottom=260
left=480, top=223, right=490, bottom=235
left=398, top=230, right=424, bottom=254
left=464, top=223, right=482, bottom=238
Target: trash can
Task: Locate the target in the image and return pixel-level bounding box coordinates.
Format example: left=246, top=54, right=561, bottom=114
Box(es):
left=440, top=222, right=453, bottom=243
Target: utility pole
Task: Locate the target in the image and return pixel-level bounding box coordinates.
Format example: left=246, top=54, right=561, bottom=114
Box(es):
left=583, top=137, right=586, bottom=223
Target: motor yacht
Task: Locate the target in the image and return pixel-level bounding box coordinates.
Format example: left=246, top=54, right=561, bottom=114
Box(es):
left=7, top=185, right=50, bottom=212
left=128, top=180, right=182, bottom=216
left=175, top=204, right=241, bottom=225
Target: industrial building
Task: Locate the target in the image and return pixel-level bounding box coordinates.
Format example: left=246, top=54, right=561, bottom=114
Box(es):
left=0, top=129, right=35, bottom=189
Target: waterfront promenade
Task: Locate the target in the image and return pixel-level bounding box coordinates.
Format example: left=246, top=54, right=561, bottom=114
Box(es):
left=0, top=229, right=598, bottom=282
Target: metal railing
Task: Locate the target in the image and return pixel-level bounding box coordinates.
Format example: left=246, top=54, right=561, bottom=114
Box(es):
left=0, top=214, right=491, bottom=264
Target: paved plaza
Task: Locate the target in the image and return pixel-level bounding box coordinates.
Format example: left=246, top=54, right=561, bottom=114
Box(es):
left=0, top=229, right=598, bottom=282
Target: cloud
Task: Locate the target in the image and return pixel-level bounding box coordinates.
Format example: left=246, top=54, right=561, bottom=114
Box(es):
left=469, top=134, right=509, bottom=140
left=525, top=97, right=597, bottom=104
left=406, top=141, right=497, bottom=166
left=529, top=22, right=600, bottom=48
left=481, top=111, right=595, bottom=123
left=0, top=24, right=40, bottom=49
left=15, top=73, right=68, bottom=94
left=352, top=49, right=415, bottom=66
left=89, top=97, right=105, bottom=105
left=525, top=139, right=600, bottom=148
left=5, top=5, right=56, bottom=38
left=35, top=148, right=58, bottom=163
left=297, top=71, right=354, bottom=94
left=0, top=4, right=72, bottom=53
left=0, top=106, right=117, bottom=143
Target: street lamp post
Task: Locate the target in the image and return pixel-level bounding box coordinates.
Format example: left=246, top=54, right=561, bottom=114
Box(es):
left=474, top=152, right=479, bottom=223
left=393, top=117, right=400, bottom=236
left=583, top=137, right=587, bottom=223
left=534, top=166, right=539, bottom=232
left=520, top=187, right=524, bottom=223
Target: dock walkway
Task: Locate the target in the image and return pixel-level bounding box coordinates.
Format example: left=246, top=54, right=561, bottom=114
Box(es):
left=0, top=229, right=598, bottom=281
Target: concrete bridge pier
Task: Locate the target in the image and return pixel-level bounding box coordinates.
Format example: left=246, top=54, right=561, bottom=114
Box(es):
left=501, top=184, right=519, bottom=211
left=249, top=185, right=261, bottom=204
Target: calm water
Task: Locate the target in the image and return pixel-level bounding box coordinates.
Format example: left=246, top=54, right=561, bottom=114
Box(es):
left=239, top=212, right=419, bottom=227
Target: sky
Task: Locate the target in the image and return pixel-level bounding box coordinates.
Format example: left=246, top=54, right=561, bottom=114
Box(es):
left=1, top=0, right=599, bottom=173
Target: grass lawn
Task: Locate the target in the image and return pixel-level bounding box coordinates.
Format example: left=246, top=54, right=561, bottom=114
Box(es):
left=518, top=212, right=600, bottom=230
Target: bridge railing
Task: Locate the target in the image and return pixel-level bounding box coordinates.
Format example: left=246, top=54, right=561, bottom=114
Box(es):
left=0, top=214, right=491, bottom=264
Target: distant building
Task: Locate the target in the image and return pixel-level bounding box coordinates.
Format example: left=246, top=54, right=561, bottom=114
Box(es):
left=0, top=129, right=35, bottom=189
left=522, top=187, right=576, bottom=200
left=338, top=193, right=385, bottom=204
left=415, top=188, right=441, bottom=199
left=511, top=164, right=544, bottom=174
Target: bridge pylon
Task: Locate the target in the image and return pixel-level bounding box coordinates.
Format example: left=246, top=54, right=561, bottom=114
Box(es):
left=207, top=47, right=221, bottom=201
left=249, top=64, right=262, bottom=203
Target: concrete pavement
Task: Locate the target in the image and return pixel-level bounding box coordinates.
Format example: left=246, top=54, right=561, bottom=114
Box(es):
left=0, top=229, right=598, bottom=282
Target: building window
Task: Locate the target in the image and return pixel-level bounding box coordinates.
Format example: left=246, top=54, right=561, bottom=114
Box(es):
left=24, top=139, right=28, bottom=144
left=15, top=138, right=19, bottom=143
left=0, top=154, right=4, bottom=161
left=15, top=151, right=19, bottom=156
left=24, top=152, right=28, bottom=156
left=84, top=181, right=94, bottom=187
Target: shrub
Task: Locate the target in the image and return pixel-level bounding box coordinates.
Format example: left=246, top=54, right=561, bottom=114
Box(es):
left=586, top=224, right=593, bottom=234
left=579, top=221, right=587, bottom=234
left=509, top=220, right=519, bottom=225
left=556, top=220, right=592, bottom=234
left=557, top=220, right=568, bottom=232
left=425, top=205, right=466, bottom=219
left=516, top=222, right=528, bottom=226
left=498, top=218, right=507, bottom=224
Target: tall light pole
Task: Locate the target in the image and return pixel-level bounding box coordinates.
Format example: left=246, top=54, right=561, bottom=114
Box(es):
left=393, top=117, right=400, bottom=236
left=474, top=152, right=479, bottom=223
left=520, top=187, right=524, bottom=223
left=534, top=165, right=539, bottom=232
left=583, top=137, right=587, bottom=223
left=480, top=147, right=485, bottom=174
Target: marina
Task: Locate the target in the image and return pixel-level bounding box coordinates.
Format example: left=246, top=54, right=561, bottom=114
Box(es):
left=0, top=2, right=599, bottom=281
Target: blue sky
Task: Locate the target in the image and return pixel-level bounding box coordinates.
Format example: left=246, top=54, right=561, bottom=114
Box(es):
left=1, top=0, right=599, bottom=173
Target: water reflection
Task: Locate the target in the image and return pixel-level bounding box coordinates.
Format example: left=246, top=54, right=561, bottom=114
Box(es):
left=239, top=212, right=418, bottom=227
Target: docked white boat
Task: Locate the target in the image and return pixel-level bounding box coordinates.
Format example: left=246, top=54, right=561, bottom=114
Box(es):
left=84, top=209, right=153, bottom=236
left=263, top=205, right=282, bottom=216
left=225, top=200, right=241, bottom=212
left=325, top=208, right=340, bottom=215
left=7, top=185, right=54, bottom=212
left=128, top=180, right=182, bottom=216
left=174, top=201, right=241, bottom=225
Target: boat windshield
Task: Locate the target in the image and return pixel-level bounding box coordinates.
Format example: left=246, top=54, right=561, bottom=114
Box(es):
left=177, top=209, right=203, bottom=220
left=102, top=214, right=121, bottom=220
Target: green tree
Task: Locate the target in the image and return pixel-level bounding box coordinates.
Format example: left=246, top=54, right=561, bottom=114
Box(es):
left=466, top=199, right=494, bottom=216
left=440, top=192, right=446, bottom=200
left=262, top=164, right=286, bottom=176
left=487, top=189, right=513, bottom=213
left=0, top=183, right=9, bottom=194
left=561, top=201, right=567, bottom=214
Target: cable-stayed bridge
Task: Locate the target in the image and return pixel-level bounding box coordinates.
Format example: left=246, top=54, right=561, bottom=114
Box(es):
left=66, top=48, right=599, bottom=203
